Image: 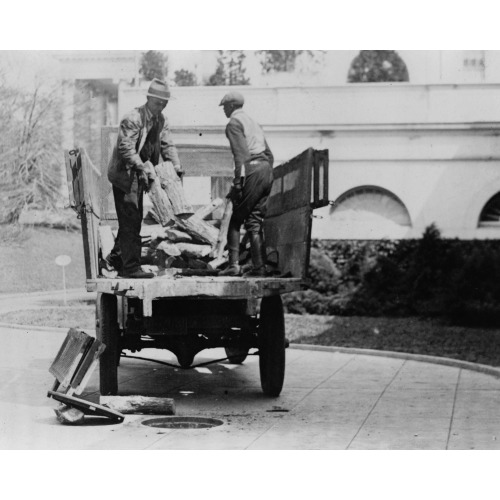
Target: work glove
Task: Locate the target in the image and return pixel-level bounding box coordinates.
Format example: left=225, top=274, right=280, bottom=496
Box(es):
left=227, top=183, right=243, bottom=204
left=137, top=162, right=155, bottom=192
left=175, top=166, right=185, bottom=180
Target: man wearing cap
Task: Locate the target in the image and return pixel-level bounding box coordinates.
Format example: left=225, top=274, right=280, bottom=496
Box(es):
left=219, top=91, right=274, bottom=277
left=107, top=78, right=182, bottom=279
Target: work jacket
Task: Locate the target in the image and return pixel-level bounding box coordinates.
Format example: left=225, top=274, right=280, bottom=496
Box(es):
left=225, top=108, right=273, bottom=184
left=108, top=104, right=181, bottom=193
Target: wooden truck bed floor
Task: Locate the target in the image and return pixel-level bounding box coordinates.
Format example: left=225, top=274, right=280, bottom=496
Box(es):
left=87, top=276, right=303, bottom=316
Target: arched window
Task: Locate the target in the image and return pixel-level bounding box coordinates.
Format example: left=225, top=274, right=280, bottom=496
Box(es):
left=478, top=192, right=500, bottom=227
left=329, top=186, right=411, bottom=239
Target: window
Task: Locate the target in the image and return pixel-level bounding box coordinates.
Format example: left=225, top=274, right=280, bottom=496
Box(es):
left=478, top=192, right=500, bottom=227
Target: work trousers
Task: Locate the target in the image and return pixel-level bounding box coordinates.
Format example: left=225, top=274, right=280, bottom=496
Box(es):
left=228, top=159, right=273, bottom=249
left=111, top=174, right=144, bottom=274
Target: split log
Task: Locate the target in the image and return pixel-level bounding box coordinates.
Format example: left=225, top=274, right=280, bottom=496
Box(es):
left=54, top=404, right=85, bottom=425
left=176, top=242, right=212, bottom=258
left=148, top=177, right=175, bottom=227
left=155, top=161, right=193, bottom=216
left=186, top=257, right=208, bottom=269
left=191, top=198, right=224, bottom=220
left=157, top=241, right=181, bottom=256
left=100, top=395, right=176, bottom=415
left=165, top=228, right=193, bottom=243
left=98, top=225, right=115, bottom=259
left=175, top=215, right=219, bottom=246
left=211, top=199, right=233, bottom=259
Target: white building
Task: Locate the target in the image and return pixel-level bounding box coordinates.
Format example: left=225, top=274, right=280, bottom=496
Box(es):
left=53, top=50, right=500, bottom=240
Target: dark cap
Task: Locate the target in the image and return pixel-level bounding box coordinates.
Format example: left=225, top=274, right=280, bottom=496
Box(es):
left=147, top=78, right=171, bottom=101
left=219, top=91, right=244, bottom=106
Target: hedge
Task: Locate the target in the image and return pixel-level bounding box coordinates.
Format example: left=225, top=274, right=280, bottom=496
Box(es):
left=283, top=225, right=500, bottom=325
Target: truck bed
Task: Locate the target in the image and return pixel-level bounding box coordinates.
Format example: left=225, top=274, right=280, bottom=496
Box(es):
left=87, top=275, right=303, bottom=316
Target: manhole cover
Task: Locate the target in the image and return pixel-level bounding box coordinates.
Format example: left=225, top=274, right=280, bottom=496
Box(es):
left=141, top=416, right=224, bottom=429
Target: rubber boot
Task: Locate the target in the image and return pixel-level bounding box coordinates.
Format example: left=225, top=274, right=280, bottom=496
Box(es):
left=219, top=225, right=241, bottom=276
left=244, top=232, right=267, bottom=277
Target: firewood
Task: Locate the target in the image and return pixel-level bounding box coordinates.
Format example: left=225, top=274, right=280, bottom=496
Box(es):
left=212, top=199, right=233, bottom=259
left=98, top=225, right=115, bottom=259
left=208, top=255, right=228, bottom=270
left=175, top=215, right=219, bottom=246
left=156, top=241, right=181, bottom=256
left=165, top=228, right=193, bottom=243
left=186, top=257, right=208, bottom=269
left=100, top=395, right=176, bottom=415
left=175, top=242, right=212, bottom=258
left=54, top=404, right=85, bottom=425
left=148, top=176, right=175, bottom=227
left=191, top=198, right=224, bottom=220
left=155, top=161, right=193, bottom=216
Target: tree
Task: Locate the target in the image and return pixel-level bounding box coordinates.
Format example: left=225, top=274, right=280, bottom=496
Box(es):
left=139, top=50, right=168, bottom=81
left=173, top=69, right=198, bottom=86
left=348, top=51, right=409, bottom=83
left=206, top=51, right=250, bottom=86
left=257, top=50, right=317, bottom=73
left=0, top=75, right=63, bottom=223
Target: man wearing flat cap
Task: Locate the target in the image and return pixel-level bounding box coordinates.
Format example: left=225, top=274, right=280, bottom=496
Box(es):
left=219, top=91, right=274, bottom=276
left=107, top=78, right=182, bottom=279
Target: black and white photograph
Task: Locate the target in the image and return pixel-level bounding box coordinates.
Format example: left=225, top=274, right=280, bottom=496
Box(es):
left=0, top=2, right=498, bottom=498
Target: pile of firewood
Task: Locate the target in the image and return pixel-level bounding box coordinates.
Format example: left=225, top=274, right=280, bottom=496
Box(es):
left=99, top=161, right=234, bottom=278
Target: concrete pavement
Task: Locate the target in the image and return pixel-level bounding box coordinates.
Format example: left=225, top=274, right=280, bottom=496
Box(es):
left=1, top=290, right=500, bottom=449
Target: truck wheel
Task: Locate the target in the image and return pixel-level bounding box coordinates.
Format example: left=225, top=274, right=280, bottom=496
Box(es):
left=97, top=293, right=119, bottom=395
left=258, top=295, right=285, bottom=397
left=224, top=347, right=248, bottom=364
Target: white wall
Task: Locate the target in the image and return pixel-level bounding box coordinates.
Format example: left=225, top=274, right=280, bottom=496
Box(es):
left=118, top=82, right=500, bottom=240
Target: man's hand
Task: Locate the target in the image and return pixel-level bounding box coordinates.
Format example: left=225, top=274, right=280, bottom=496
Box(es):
left=175, top=166, right=185, bottom=180
left=137, top=162, right=156, bottom=192
left=227, top=183, right=243, bottom=204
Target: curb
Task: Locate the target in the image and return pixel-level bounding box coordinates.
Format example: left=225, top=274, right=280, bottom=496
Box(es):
left=0, top=289, right=93, bottom=300
left=1, top=320, right=500, bottom=381
left=290, top=343, right=500, bottom=379
left=0, top=322, right=96, bottom=335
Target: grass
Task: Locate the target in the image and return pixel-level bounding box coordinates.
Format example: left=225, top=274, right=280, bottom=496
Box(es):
left=1, top=225, right=499, bottom=368
left=0, top=225, right=86, bottom=293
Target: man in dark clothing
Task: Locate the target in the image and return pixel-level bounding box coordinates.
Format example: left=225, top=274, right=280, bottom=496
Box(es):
left=219, top=91, right=274, bottom=277
left=107, top=79, right=182, bottom=279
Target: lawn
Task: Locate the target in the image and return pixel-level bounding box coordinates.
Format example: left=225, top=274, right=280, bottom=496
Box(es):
left=0, top=225, right=86, bottom=293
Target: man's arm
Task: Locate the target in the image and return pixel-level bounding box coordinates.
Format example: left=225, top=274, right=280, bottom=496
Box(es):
left=225, top=118, right=250, bottom=183
left=117, top=112, right=144, bottom=171
left=160, top=117, right=181, bottom=171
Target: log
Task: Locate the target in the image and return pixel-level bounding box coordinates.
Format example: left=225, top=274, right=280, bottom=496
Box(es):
left=212, top=199, right=233, bottom=259
left=191, top=198, right=224, bottom=220
left=100, top=395, right=176, bottom=415
left=98, top=225, right=115, bottom=259
left=54, top=404, right=85, bottom=425
left=175, top=215, right=219, bottom=246
left=165, top=228, right=193, bottom=243
left=207, top=255, right=227, bottom=270
left=156, top=161, right=193, bottom=216
left=176, top=242, right=212, bottom=258
left=148, top=177, right=175, bottom=227
left=157, top=241, right=182, bottom=256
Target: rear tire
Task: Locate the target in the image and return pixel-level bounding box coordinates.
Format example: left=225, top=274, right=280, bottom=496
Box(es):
left=258, top=295, right=286, bottom=397
left=97, top=293, right=119, bottom=395
left=224, top=346, right=248, bottom=364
